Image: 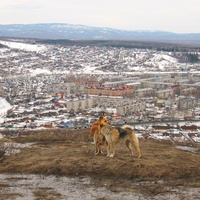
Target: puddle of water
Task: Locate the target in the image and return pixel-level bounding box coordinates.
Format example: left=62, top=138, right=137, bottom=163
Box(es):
left=0, top=174, right=199, bottom=200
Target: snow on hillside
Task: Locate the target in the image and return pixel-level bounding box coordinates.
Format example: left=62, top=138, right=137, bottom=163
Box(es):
left=29, top=68, right=52, bottom=76
left=0, top=97, right=12, bottom=123
left=0, top=40, right=46, bottom=52
left=144, top=53, right=178, bottom=70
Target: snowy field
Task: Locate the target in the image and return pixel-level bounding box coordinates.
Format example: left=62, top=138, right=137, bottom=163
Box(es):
left=0, top=40, right=46, bottom=52
left=0, top=98, right=12, bottom=123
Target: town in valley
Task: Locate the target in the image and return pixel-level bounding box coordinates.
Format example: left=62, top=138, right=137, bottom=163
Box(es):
left=0, top=39, right=200, bottom=146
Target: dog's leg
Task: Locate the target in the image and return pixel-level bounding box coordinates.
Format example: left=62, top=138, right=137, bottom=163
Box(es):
left=106, top=142, right=111, bottom=157
left=94, top=134, right=100, bottom=155
left=95, top=143, right=100, bottom=155
left=134, top=145, right=142, bottom=159
left=99, top=136, right=105, bottom=154
left=125, top=140, right=134, bottom=156
left=98, top=143, right=103, bottom=154
left=103, top=135, right=111, bottom=157
left=95, top=142, right=104, bottom=155
left=96, top=134, right=105, bottom=155
left=109, top=142, right=115, bottom=157
left=132, top=135, right=142, bottom=158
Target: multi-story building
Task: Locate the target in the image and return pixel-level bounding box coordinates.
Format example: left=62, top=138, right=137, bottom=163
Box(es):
left=84, top=85, right=134, bottom=97
left=178, top=96, right=197, bottom=110
left=135, top=88, right=154, bottom=98
left=156, top=89, right=173, bottom=99
left=92, top=96, right=146, bottom=116
left=66, top=97, right=93, bottom=112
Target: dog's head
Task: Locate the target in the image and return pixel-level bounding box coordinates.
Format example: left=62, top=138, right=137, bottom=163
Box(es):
left=99, top=115, right=109, bottom=127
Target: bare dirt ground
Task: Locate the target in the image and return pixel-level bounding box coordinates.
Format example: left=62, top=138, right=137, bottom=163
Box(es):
left=0, top=129, right=200, bottom=200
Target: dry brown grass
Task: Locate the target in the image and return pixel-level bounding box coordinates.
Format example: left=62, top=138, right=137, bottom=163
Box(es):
left=0, top=193, right=22, bottom=200
left=0, top=128, right=200, bottom=195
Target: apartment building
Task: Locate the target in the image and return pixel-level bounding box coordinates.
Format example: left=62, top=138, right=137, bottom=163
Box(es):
left=92, top=96, right=146, bottom=116
left=66, top=97, right=93, bottom=112
left=135, top=88, right=154, bottom=98
left=178, top=96, right=197, bottom=110
left=156, top=89, right=173, bottom=99
left=84, top=85, right=134, bottom=97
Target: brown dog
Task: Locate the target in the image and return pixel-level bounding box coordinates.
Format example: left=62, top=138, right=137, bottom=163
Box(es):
left=90, top=115, right=109, bottom=155
left=100, top=124, right=142, bottom=158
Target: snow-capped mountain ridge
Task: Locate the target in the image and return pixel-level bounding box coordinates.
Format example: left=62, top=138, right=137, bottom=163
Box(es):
left=0, top=23, right=200, bottom=46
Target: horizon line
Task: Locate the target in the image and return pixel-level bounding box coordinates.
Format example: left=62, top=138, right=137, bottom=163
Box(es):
left=0, top=22, right=200, bottom=35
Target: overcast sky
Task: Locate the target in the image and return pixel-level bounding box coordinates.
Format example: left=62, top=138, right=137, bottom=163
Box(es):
left=0, top=0, right=199, bottom=33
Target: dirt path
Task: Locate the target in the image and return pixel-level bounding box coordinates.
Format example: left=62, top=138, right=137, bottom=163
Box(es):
left=0, top=173, right=200, bottom=200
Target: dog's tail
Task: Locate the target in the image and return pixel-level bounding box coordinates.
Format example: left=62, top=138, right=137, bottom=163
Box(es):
left=121, top=125, right=134, bottom=131
left=122, top=125, right=142, bottom=158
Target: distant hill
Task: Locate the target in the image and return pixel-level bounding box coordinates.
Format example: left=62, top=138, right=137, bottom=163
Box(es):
left=0, top=23, right=200, bottom=46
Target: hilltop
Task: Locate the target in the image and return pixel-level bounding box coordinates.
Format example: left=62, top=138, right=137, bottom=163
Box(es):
left=0, top=129, right=200, bottom=199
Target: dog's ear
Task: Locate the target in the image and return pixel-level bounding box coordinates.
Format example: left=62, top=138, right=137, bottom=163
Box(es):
left=99, top=112, right=105, bottom=119
left=99, top=115, right=104, bottom=120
